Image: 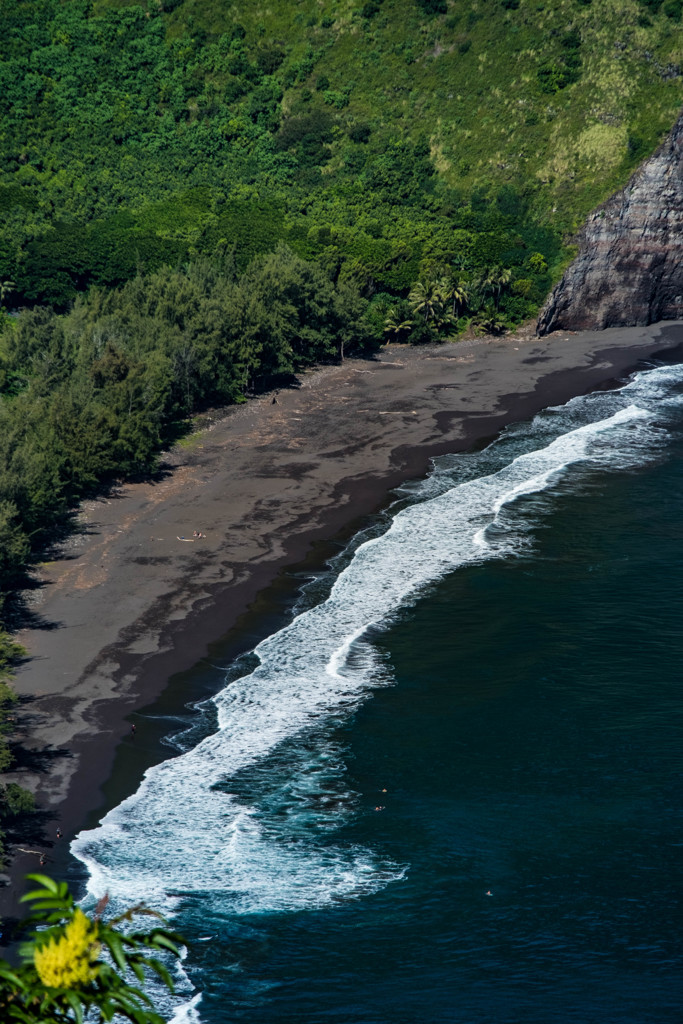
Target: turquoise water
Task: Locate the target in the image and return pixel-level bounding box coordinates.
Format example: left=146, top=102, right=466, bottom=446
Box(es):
left=73, top=361, right=683, bottom=1022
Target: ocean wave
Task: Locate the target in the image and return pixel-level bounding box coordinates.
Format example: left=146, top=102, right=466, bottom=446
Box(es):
left=70, top=359, right=683, bottom=1018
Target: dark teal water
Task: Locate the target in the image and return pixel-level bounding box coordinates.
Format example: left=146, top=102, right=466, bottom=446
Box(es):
left=74, top=362, right=683, bottom=1023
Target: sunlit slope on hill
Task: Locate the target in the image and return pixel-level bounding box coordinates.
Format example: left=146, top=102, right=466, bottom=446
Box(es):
left=2, top=0, right=683, bottom=307
left=157, top=0, right=683, bottom=219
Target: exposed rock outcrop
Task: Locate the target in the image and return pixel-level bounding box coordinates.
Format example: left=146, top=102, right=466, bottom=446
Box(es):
left=537, top=110, right=683, bottom=335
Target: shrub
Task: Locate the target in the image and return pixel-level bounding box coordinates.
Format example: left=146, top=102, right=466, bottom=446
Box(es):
left=0, top=875, right=180, bottom=1024
left=361, top=1, right=382, bottom=18
left=417, top=0, right=448, bottom=14
left=323, top=89, right=349, bottom=109
left=349, top=123, right=371, bottom=143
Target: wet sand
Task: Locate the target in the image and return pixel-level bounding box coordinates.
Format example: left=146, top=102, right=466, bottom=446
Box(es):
left=2, top=321, right=683, bottom=918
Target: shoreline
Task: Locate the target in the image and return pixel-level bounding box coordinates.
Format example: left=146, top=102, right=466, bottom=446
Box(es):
left=2, top=320, right=683, bottom=922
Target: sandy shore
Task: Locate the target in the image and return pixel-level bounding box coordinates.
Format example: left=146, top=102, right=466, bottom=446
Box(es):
left=2, top=320, right=683, bottom=918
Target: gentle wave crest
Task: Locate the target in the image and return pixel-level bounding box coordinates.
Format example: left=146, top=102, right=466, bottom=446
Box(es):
left=70, top=360, right=683, bottom=1018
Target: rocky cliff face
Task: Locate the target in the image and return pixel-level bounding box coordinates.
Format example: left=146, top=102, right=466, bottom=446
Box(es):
left=537, top=111, right=683, bottom=335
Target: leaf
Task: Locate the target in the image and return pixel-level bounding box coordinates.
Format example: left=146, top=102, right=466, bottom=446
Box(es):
left=23, top=897, right=70, bottom=911
left=62, top=990, right=84, bottom=1024
left=149, top=933, right=180, bottom=955
left=0, top=964, right=24, bottom=987
left=129, top=961, right=145, bottom=984
left=102, top=931, right=127, bottom=973
left=23, top=874, right=59, bottom=894
left=147, top=957, right=174, bottom=992
left=20, top=888, right=60, bottom=904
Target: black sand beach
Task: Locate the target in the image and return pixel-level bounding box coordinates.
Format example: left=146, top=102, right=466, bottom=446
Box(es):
left=2, top=321, right=683, bottom=921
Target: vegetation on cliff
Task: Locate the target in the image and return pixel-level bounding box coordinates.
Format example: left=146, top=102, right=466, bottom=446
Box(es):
left=3, top=0, right=682, bottom=316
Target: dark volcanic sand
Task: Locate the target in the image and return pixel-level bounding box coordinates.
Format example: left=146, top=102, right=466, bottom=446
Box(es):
left=2, top=322, right=683, bottom=920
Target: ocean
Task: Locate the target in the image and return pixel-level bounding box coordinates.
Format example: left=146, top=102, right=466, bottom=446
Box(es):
left=71, top=358, right=683, bottom=1023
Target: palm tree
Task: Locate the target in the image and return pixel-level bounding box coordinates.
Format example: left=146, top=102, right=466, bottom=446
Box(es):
left=408, top=278, right=443, bottom=324
left=478, top=267, right=498, bottom=302
left=442, top=277, right=469, bottom=319
left=475, top=303, right=506, bottom=336
left=384, top=307, right=413, bottom=342
left=493, top=267, right=512, bottom=307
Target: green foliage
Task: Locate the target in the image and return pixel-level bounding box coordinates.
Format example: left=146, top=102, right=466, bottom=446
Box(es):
left=0, top=629, right=32, bottom=861
left=0, top=0, right=679, bottom=313
left=381, top=259, right=534, bottom=343
left=416, top=0, right=447, bottom=15
left=0, top=784, right=34, bottom=818
left=0, top=875, right=180, bottom=1023
left=538, top=29, right=582, bottom=93
left=0, top=248, right=374, bottom=620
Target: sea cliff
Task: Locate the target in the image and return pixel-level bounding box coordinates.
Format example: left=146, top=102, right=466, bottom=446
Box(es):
left=538, top=109, right=683, bottom=335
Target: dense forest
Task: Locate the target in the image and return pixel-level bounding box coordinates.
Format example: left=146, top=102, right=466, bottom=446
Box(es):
left=3, top=0, right=683, bottom=313
left=1, top=0, right=683, bottom=826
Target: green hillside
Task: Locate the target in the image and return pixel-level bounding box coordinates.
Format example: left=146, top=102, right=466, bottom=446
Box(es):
left=2, top=0, right=682, bottom=316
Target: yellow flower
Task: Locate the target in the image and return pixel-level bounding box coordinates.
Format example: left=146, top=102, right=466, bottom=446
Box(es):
left=34, top=909, right=101, bottom=989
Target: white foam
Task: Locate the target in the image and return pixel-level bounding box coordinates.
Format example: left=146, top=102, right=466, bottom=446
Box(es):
left=168, top=996, right=203, bottom=1024
left=72, top=401, right=656, bottom=922
left=70, top=359, right=683, bottom=1022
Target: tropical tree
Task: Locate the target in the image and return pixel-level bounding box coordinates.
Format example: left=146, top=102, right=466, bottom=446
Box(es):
left=477, top=267, right=498, bottom=303
left=512, top=277, right=534, bottom=298
left=474, top=303, right=506, bottom=335
left=408, top=278, right=443, bottom=324
left=478, top=266, right=513, bottom=308
left=0, top=874, right=181, bottom=1024
left=436, top=276, right=469, bottom=320
left=493, top=267, right=512, bottom=307
left=383, top=306, right=414, bottom=342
